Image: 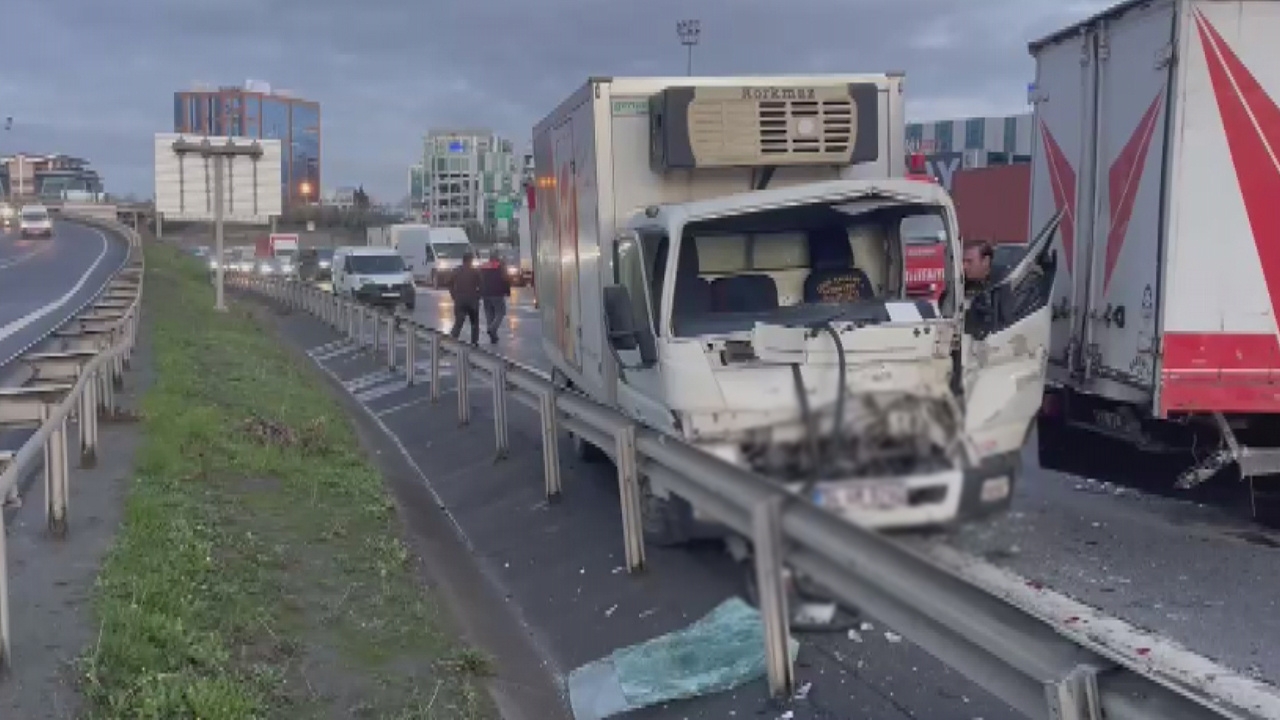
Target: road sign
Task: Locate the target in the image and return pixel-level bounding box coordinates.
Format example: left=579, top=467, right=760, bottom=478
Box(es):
left=154, top=133, right=283, bottom=224
left=494, top=200, right=513, bottom=220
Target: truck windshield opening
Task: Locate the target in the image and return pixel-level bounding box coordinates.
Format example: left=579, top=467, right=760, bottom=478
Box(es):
left=431, top=243, right=469, bottom=260
left=349, top=255, right=406, bottom=274
left=666, top=200, right=950, bottom=337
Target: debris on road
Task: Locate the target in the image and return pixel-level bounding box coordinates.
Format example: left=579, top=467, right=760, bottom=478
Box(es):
left=567, top=597, right=799, bottom=719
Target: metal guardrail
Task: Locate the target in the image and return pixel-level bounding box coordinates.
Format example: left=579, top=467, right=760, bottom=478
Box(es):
left=236, top=275, right=1280, bottom=720
left=0, top=216, right=143, bottom=671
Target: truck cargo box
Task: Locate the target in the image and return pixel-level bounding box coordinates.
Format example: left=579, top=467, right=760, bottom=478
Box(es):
left=532, top=75, right=905, bottom=403
left=1029, top=0, right=1280, bottom=418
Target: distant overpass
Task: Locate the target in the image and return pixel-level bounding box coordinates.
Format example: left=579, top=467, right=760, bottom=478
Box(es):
left=5, top=196, right=155, bottom=229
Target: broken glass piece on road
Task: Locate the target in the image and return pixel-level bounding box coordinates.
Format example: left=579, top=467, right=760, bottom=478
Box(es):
left=567, top=597, right=800, bottom=719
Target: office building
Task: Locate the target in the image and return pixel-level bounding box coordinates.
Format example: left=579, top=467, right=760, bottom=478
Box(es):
left=0, top=153, right=103, bottom=199
left=420, top=129, right=523, bottom=237
left=906, top=112, right=1034, bottom=165
left=408, top=164, right=426, bottom=215
left=173, top=80, right=320, bottom=207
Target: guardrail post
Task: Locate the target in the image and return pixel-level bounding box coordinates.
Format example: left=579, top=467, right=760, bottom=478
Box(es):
left=405, top=327, right=418, bottom=387
left=456, top=345, right=471, bottom=425
left=492, top=362, right=509, bottom=459
left=386, top=316, right=397, bottom=370
left=346, top=300, right=357, bottom=341
left=45, top=410, right=70, bottom=538
left=429, top=334, right=441, bottom=403
left=80, top=372, right=99, bottom=467
left=1045, top=665, right=1104, bottom=720
left=751, top=496, right=794, bottom=698
left=614, top=424, right=645, bottom=572
left=0, top=508, right=9, bottom=671
left=98, top=364, right=115, bottom=415
left=537, top=387, right=562, bottom=500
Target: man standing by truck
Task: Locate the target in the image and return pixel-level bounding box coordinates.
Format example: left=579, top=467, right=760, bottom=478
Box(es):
left=448, top=253, right=483, bottom=345
left=479, top=254, right=511, bottom=344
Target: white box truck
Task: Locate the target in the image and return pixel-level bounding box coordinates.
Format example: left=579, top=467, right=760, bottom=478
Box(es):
left=1030, top=0, right=1280, bottom=510
left=392, top=225, right=473, bottom=288
left=533, top=75, right=1063, bottom=542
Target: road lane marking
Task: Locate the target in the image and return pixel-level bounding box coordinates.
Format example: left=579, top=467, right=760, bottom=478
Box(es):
left=0, top=227, right=109, bottom=345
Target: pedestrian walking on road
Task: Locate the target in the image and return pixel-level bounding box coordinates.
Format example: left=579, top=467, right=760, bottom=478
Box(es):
left=479, top=255, right=512, bottom=344
left=449, top=253, right=482, bottom=345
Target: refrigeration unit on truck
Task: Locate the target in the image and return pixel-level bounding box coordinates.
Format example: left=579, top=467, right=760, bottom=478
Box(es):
left=1029, top=0, right=1280, bottom=508
left=532, top=74, right=1063, bottom=543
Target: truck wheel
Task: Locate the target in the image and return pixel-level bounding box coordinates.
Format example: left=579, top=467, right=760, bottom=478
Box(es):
left=641, top=481, right=695, bottom=547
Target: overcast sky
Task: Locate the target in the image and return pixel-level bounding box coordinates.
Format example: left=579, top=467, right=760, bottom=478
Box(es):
left=2, top=0, right=1112, bottom=201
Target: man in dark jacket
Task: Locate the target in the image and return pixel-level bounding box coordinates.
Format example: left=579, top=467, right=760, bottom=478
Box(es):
left=479, top=255, right=512, bottom=344
left=449, top=253, right=482, bottom=345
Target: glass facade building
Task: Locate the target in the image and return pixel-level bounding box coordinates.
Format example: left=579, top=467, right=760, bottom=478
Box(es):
left=173, top=87, right=321, bottom=207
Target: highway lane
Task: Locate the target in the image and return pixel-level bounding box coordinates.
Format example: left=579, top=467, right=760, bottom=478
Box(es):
left=0, top=219, right=128, bottom=369
left=406, top=286, right=1280, bottom=686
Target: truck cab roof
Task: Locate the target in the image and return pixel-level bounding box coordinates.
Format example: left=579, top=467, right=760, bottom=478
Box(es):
left=634, top=178, right=955, bottom=229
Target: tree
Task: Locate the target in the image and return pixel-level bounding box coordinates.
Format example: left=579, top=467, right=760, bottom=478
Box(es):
left=353, top=185, right=371, bottom=210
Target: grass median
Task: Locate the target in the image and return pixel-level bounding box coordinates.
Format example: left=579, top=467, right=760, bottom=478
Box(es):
left=80, top=242, right=497, bottom=719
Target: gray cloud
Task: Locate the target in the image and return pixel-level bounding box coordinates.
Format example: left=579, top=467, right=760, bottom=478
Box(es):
left=1, top=0, right=1112, bottom=201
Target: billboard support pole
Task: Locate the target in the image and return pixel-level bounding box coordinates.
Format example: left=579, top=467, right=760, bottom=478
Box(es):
left=213, top=157, right=226, bottom=311
left=171, top=137, right=265, bottom=313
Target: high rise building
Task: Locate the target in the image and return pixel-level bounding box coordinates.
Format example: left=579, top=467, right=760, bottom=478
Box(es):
left=420, top=129, right=523, bottom=238
left=173, top=81, right=320, bottom=207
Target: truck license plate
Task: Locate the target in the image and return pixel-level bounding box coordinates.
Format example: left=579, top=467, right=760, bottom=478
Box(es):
left=816, top=482, right=908, bottom=511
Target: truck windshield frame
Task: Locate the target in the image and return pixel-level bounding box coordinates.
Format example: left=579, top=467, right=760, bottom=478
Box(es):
left=660, top=199, right=955, bottom=338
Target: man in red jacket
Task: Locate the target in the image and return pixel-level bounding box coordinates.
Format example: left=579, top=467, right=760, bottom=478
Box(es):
left=478, top=254, right=512, bottom=344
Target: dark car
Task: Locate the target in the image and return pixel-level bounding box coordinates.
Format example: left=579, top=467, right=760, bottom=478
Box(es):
left=299, top=247, right=335, bottom=283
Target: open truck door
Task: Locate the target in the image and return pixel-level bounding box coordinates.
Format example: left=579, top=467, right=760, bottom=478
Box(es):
left=961, top=209, right=1062, bottom=463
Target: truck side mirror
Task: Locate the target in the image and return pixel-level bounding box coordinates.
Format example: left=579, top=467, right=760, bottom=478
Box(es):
left=603, top=285, right=658, bottom=367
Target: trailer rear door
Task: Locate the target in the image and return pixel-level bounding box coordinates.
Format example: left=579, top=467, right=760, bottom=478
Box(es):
left=1080, top=0, right=1176, bottom=394
left=1030, top=26, right=1097, bottom=383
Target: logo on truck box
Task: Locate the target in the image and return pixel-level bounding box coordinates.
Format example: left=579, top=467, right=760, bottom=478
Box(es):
left=740, top=87, right=818, bottom=100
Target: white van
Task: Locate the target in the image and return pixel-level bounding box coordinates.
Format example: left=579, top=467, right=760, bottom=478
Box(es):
left=331, top=245, right=416, bottom=311
left=392, top=225, right=473, bottom=288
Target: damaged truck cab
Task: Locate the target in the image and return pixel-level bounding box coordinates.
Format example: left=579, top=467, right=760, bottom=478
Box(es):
left=533, top=75, right=1059, bottom=543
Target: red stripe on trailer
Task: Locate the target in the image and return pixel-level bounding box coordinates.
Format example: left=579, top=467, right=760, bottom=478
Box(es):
left=1103, top=90, right=1164, bottom=293
left=1160, top=332, right=1280, bottom=414
left=1038, top=121, right=1077, bottom=274
left=1194, top=10, right=1280, bottom=338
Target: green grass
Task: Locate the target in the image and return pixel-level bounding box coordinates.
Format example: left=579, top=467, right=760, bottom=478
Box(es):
left=80, top=242, right=497, bottom=719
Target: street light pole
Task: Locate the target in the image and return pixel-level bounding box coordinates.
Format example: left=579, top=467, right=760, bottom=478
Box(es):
left=677, top=19, right=701, bottom=76
left=172, top=137, right=264, bottom=312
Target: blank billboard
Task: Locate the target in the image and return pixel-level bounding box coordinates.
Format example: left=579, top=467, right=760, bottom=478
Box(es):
left=154, top=133, right=282, bottom=223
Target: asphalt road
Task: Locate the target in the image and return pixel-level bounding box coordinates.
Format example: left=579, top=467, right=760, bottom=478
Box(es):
left=403, top=287, right=1280, bottom=686
left=0, top=218, right=129, bottom=368
left=257, top=282, right=1280, bottom=718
